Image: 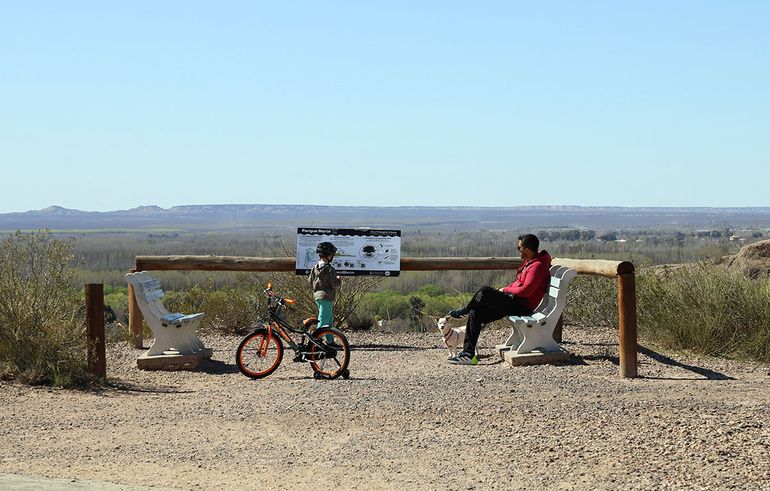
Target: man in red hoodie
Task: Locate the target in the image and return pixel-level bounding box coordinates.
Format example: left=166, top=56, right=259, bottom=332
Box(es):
left=448, top=234, right=552, bottom=365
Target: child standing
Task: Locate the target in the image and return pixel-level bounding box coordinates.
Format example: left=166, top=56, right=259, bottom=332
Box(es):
left=308, top=242, right=342, bottom=331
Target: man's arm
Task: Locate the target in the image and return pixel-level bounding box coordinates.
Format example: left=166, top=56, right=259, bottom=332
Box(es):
left=504, top=262, right=549, bottom=298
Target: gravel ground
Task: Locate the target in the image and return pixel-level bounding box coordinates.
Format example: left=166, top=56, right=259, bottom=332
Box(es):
left=1, top=325, right=769, bottom=490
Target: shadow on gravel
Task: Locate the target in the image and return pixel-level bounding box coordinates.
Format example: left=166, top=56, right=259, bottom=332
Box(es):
left=199, top=359, right=240, bottom=375
left=569, top=341, right=616, bottom=347
left=350, top=344, right=429, bottom=352
left=544, top=354, right=594, bottom=367
left=283, top=375, right=380, bottom=381
left=101, top=381, right=195, bottom=395
left=476, top=354, right=504, bottom=365
left=577, top=354, right=618, bottom=365
left=637, top=345, right=735, bottom=381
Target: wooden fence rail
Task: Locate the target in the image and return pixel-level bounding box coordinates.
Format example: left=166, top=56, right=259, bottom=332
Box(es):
left=130, top=255, right=637, bottom=378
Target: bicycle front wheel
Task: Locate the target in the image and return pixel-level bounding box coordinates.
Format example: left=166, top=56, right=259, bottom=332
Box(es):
left=236, top=327, right=284, bottom=379
left=308, top=327, right=350, bottom=379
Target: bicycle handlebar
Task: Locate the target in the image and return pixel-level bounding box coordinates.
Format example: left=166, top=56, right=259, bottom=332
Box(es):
left=263, top=285, right=296, bottom=306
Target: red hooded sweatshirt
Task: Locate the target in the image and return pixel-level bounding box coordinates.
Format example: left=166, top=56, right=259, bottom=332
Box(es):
left=501, top=250, right=552, bottom=311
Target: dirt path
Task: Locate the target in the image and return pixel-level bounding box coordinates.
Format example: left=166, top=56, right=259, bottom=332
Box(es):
left=2, top=326, right=769, bottom=490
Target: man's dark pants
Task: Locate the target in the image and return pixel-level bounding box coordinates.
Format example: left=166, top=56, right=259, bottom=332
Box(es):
left=462, top=286, right=532, bottom=356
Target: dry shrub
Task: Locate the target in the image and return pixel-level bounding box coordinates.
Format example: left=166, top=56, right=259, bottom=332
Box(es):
left=637, top=264, right=770, bottom=361
left=345, top=313, right=374, bottom=331
left=563, top=275, right=618, bottom=328
left=0, top=231, right=86, bottom=386
left=153, top=269, right=383, bottom=335
left=563, top=264, right=770, bottom=362
left=268, top=271, right=384, bottom=329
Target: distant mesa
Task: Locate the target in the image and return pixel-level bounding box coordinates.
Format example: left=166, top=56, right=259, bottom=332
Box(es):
left=127, top=205, right=166, bottom=214
left=38, top=206, right=78, bottom=215
left=2, top=204, right=770, bottom=232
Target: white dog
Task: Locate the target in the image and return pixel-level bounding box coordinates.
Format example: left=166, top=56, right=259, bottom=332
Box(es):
left=437, top=316, right=468, bottom=359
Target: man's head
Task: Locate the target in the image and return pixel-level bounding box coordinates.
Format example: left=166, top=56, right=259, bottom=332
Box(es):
left=517, top=234, right=539, bottom=260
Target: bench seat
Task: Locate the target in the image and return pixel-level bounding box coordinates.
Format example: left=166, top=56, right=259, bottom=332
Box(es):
left=496, top=265, right=576, bottom=357
left=125, top=271, right=210, bottom=361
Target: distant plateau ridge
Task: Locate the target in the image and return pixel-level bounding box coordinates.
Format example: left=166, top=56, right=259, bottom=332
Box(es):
left=2, top=204, right=770, bottom=232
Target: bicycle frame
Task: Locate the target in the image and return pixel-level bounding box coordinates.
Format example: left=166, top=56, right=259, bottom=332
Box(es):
left=258, top=288, right=326, bottom=356
left=236, top=283, right=351, bottom=380
left=262, top=313, right=307, bottom=353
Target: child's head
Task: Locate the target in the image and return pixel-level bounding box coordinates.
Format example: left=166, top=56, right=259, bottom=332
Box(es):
left=315, top=242, right=337, bottom=261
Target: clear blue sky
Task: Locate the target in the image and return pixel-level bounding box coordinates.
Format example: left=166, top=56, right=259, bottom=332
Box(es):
left=1, top=1, right=768, bottom=213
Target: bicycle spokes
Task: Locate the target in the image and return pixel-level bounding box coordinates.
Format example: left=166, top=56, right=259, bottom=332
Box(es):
left=309, top=328, right=350, bottom=379
left=236, top=328, right=284, bottom=379
left=258, top=335, right=269, bottom=357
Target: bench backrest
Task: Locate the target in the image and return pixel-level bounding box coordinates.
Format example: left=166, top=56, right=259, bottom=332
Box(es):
left=125, top=272, right=174, bottom=320
left=531, top=265, right=577, bottom=320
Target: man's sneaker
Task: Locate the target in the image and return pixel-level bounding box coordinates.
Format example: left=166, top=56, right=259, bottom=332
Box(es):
left=448, top=353, right=478, bottom=365
left=448, top=307, right=468, bottom=319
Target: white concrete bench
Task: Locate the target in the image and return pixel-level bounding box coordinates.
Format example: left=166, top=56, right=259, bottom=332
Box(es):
left=125, top=271, right=211, bottom=369
left=496, top=265, right=577, bottom=362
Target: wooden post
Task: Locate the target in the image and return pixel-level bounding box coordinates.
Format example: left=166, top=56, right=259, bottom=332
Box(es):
left=127, top=268, right=144, bottom=349
left=85, top=284, right=106, bottom=378
left=618, top=272, right=638, bottom=378
left=128, top=281, right=144, bottom=349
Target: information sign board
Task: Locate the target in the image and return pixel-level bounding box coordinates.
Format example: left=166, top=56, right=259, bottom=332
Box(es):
left=296, top=228, right=401, bottom=276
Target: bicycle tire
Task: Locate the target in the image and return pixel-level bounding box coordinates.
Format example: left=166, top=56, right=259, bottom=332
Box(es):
left=236, top=327, right=284, bottom=379
left=308, top=327, right=350, bottom=380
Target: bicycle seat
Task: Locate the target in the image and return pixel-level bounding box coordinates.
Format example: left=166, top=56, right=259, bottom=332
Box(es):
left=302, top=317, right=319, bottom=330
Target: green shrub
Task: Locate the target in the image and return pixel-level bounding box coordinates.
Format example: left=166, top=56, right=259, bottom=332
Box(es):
left=163, top=273, right=386, bottom=334
left=353, top=288, right=471, bottom=330
left=104, top=286, right=129, bottom=325
left=0, top=231, right=86, bottom=386
left=163, top=273, right=265, bottom=335
left=274, top=272, right=384, bottom=329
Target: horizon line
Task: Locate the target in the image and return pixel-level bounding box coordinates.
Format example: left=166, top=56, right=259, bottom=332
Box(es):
left=5, top=203, right=770, bottom=215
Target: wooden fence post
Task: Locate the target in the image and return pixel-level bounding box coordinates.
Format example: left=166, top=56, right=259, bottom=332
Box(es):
left=618, top=272, right=638, bottom=378
left=85, top=283, right=106, bottom=378
left=127, top=269, right=144, bottom=349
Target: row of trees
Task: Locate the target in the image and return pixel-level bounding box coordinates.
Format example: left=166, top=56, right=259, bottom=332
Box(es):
left=64, top=227, right=763, bottom=289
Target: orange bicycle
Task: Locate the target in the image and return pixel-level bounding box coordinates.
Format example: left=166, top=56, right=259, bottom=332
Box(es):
left=235, top=283, right=351, bottom=380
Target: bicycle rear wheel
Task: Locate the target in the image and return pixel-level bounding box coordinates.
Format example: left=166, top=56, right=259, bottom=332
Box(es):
left=236, top=327, right=283, bottom=379
left=308, top=327, right=350, bottom=379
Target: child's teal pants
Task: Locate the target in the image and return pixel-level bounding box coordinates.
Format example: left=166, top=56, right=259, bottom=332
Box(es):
left=315, top=299, right=335, bottom=343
